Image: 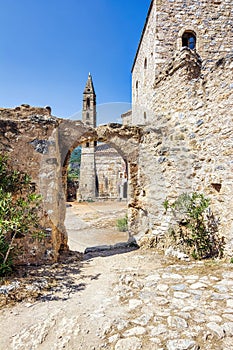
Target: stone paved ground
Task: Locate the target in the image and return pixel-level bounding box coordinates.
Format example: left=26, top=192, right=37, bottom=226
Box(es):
left=2, top=249, right=232, bottom=350
left=0, top=202, right=233, bottom=349
left=102, top=251, right=233, bottom=350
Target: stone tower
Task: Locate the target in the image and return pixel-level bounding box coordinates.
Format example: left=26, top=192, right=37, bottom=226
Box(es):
left=78, top=73, right=97, bottom=200
left=131, top=0, right=233, bottom=125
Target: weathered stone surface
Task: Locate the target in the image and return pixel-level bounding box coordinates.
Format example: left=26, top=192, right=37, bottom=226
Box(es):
left=166, top=339, right=198, bottom=350
left=115, top=336, right=142, bottom=350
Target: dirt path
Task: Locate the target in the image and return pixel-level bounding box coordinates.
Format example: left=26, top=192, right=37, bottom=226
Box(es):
left=0, top=202, right=131, bottom=350
left=0, top=252, right=131, bottom=350
left=65, top=201, right=129, bottom=252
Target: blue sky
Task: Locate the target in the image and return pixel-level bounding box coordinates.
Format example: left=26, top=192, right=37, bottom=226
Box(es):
left=0, top=0, right=151, bottom=122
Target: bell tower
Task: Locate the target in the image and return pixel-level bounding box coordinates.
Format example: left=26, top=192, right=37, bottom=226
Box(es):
left=78, top=73, right=98, bottom=201
left=82, top=72, right=96, bottom=128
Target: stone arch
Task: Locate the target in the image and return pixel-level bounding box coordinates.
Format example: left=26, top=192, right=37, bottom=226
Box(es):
left=8, top=113, right=141, bottom=264
left=54, top=120, right=141, bottom=247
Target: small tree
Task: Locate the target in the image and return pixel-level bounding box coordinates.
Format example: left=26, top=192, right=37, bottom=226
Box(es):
left=163, top=192, right=224, bottom=259
left=0, top=154, right=43, bottom=275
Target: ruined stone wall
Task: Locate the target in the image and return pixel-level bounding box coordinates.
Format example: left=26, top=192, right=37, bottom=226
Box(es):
left=0, top=105, right=67, bottom=264
left=0, top=111, right=140, bottom=264
left=132, top=0, right=233, bottom=124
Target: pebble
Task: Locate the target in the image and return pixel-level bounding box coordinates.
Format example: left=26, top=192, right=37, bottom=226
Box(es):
left=167, top=316, right=188, bottom=329
left=115, top=337, right=142, bottom=350
left=167, top=339, right=197, bottom=350
left=128, top=299, right=142, bottom=310
left=123, top=326, right=146, bottom=337
left=190, top=282, right=207, bottom=289
left=150, top=324, right=168, bottom=336
left=226, top=299, right=233, bottom=308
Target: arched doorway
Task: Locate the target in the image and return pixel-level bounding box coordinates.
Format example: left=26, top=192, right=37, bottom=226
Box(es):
left=57, top=121, right=139, bottom=254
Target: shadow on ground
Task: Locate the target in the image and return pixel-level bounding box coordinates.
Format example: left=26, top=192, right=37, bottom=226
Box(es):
left=82, top=240, right=139, bottom=260
left=0, top=242, right=138, bottom=308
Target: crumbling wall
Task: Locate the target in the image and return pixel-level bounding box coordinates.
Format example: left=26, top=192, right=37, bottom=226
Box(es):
left=0, top=110, right=141, bottom=264
left=0, top=105, right=67, bottom=264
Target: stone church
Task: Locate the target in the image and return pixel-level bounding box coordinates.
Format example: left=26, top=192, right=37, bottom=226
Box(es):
left=77, top=73, right=128, bottom=201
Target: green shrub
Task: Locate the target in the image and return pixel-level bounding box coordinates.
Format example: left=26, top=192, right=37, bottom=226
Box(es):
left=116, top=215, right=128, bottom=232
left=163, top=192, right=224, bottom=260
left=0, top=155, right=43, bottom=276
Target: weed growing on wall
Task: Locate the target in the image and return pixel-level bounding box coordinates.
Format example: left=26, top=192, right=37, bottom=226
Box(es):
left=163, top=192, right=224, bottom=259
left=0, top=155, right=43, bottom=276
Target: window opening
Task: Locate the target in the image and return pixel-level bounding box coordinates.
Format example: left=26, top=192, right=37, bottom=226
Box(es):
left=182, top=31, right=196, bottom=50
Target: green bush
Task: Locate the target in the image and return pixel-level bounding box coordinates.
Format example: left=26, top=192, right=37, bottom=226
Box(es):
left=116, top=215, right=128, bottom=232
left=163, top=192, right=224, bottom=260
left=0, top=155, right=43, bottom=276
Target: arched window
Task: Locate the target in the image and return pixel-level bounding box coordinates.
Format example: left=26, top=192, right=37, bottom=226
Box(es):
left=136, top=80, right=138, bottom=89
left=144, top=58, right=147, bottom=69
left=144, top=112, right=147, bottom=120
left=182, top=31, right=196, bottom=50
left=86, top=112, right=90, bottom=119
left=86, top=98, right=90, bottom=108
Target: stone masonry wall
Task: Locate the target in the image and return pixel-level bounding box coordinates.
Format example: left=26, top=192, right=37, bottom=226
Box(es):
left=133, top=54, right=233, bottom=255
left=132, top=0, right=233, bottom=124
